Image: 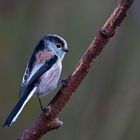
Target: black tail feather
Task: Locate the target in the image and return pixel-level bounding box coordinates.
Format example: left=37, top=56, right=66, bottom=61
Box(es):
left=3, top=86, right=36, bottom=127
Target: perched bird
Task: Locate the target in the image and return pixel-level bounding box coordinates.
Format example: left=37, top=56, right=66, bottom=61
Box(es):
left=3, top=34, right=69, bottom=127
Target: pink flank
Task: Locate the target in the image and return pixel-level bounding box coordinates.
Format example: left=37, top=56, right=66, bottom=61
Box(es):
left=36, top=51, right=54, bottom=64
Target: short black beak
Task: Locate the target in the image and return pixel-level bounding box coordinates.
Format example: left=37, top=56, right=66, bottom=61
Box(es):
left=63, top=48, right=69, bottom=53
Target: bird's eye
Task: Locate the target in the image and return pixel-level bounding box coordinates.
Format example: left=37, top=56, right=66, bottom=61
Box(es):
left=56, top=43, right=62, bottom=48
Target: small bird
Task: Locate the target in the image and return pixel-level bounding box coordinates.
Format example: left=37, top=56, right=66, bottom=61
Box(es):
left=3, top=34, right=69, bottom=127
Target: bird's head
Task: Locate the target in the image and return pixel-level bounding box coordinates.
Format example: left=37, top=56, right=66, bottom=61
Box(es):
left=43, top=34, right=69, bottom=60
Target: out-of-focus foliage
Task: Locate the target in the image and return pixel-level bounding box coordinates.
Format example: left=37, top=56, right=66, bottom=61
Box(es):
left=0, top=0, right=140, bottom=140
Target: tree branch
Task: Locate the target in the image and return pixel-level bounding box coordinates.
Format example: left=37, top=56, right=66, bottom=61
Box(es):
left=18, top=0, right=134, bottom=139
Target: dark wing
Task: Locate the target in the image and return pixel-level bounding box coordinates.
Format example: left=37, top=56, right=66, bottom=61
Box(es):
left=19, top=55, right=58, bottom=97
left=20, top=39, right=47, bottom=96
left=21, top=39, right=45, bottom=87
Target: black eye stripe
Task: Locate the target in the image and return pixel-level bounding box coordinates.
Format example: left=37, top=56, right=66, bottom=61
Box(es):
left=44, top=35, right=65, bottom=48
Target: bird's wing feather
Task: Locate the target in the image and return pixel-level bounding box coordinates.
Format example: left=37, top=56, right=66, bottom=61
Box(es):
left=19, top=55, right=58, bottom=97
left=3, top=55, right=58, bottom=127
left=21, top=39, right=45, bottom=87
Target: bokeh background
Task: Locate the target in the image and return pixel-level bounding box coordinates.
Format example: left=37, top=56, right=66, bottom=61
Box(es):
left=0, top=0, right=140, bottom=139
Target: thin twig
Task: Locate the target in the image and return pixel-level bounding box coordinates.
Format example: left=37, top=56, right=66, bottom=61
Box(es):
left=18, top=0, right=134, bottom=139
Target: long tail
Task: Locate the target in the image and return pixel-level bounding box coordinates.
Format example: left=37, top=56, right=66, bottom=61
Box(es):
left=3, top=87, right=37, bottom=127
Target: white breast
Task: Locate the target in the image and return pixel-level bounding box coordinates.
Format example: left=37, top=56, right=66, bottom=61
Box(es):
left=37, top=60, right=62, bottom=96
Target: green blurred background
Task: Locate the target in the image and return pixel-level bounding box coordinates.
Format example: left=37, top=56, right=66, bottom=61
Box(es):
left=0, top=0, right=140, bottom=139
